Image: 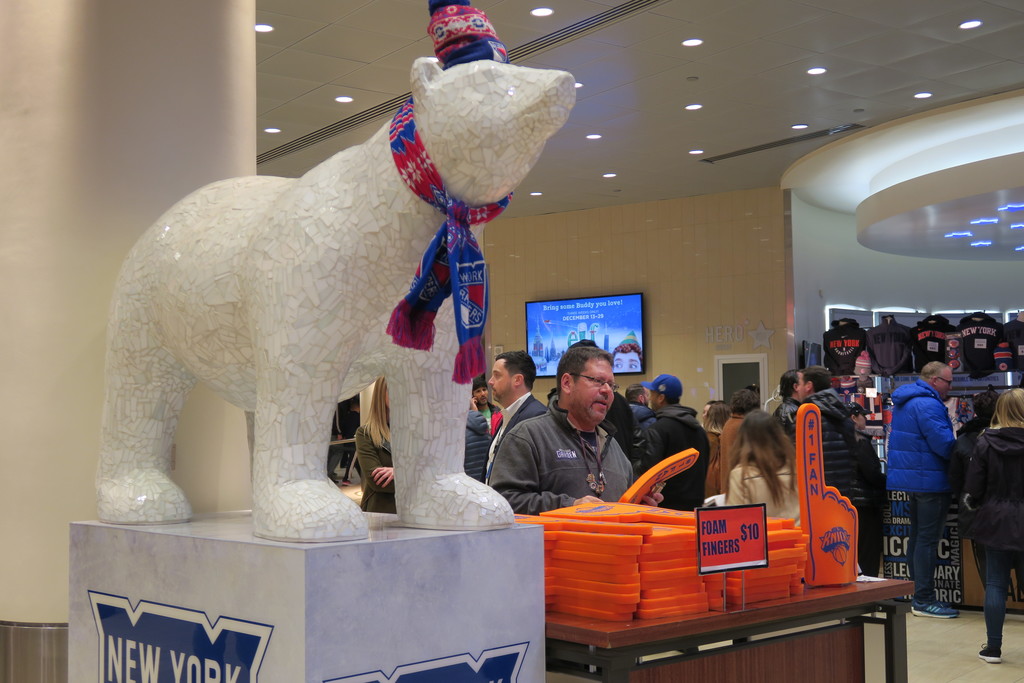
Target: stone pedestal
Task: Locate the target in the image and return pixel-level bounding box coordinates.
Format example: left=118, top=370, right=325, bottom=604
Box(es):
left=69, top=512, right=544, bottom=682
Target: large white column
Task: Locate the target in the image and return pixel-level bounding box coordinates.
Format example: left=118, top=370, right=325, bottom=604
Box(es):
left=0, top=0, right=255, bottom=622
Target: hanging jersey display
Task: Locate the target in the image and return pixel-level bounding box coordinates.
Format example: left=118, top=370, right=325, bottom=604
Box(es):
left=866, top=316, right=912, bottom=376
left=911, top=314, right=954, bottom=371
left=1004, top=317, right=1024, bottom=371
left=957, top=311, right=1004, bottom=379
left=822, top=318, right=867, bottom=376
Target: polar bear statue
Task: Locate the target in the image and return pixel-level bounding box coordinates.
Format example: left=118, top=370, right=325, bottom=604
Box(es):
left=97, top=56, right=575, bottom=541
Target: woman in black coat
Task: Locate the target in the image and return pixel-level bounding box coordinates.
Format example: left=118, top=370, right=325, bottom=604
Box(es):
left=964, top=388, right=1024, bottom=664
left=948, top=389, right=999, bottom=582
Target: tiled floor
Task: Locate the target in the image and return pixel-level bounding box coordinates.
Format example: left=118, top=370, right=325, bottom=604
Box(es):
left=905, top=608, right=1024, bottom=682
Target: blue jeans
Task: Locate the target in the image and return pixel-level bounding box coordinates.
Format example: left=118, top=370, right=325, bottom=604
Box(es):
left=984, top=548, right=1024, bottom=648
left=907, top=492, right=952, bottom=604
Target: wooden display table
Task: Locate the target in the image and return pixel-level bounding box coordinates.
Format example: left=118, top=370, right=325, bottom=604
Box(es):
left=546, top=578, right=911, bottom=683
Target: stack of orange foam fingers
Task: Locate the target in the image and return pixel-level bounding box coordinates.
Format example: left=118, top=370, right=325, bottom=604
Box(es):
left=702, top=520, right=807, bottom=610
left=518, top=502, right=808, bottom=621
left=515, top=514, right=647, bottom=621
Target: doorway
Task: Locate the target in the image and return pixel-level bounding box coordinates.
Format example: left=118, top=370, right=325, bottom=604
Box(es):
left=715, top=354, right=768, bottom=403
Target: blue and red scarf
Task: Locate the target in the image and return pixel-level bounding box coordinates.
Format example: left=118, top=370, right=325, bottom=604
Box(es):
left=386, top=97, right=510, bottom=383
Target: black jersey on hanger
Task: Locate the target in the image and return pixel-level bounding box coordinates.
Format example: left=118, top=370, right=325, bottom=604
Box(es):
left=866, top=316, right=912, bottom=376
left=957, top=312, right=1004, bottom=379
left=1004, top=317, right=1024, bottom=371
left=822, top=318, right=867, bottom=376
left=911, top=314, right=954, bottom=372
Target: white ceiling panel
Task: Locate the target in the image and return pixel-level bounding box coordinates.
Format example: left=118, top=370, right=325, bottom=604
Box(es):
left=817, top=68, right=925, bottom=100
left=889, top=44, right=1003, bottom=81
left=697, top=1, right=825, bottom=42
left=694, top=40, right=814, bottom=75
left=258, top=50, right=364, bottom=83
left=586, top=12, right=692, bottom=49
left=765, top=13, right=887, bottom=53
left=962, top=23, right=1024, bottom=61
left=829, top=30, right=951, bottom=66
left=906, top=2, right=1024, bottom=43
left=942, top=61, right=1024, bottom=92
left=649, top=0, right=746, bottom=23
left=342, top=0, right=431, bottom=40
left=336, top=63, right=417, bottom=95
left=291, top=23, right=412, bottom=62
left=256, top=72, right=328, bottom=104
left=254, top=12, right=330, bottom=48
left=811, top=0, right=967, bottom=26
left=524, top=37, right=626, bottom=71
left=257, top=0, right=371, bottom=24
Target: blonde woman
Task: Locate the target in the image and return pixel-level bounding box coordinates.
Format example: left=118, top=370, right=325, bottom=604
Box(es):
left=702, top=400, right=730, bottom=497
left=964, top=388, right=1024, bottom=664
left=724, top=410, right=800, bottom=524
left=354, top=377, right=395, bottom=513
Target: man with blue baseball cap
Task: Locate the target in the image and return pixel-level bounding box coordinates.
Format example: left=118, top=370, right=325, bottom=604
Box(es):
left=639, top=374, right=710, bottom=511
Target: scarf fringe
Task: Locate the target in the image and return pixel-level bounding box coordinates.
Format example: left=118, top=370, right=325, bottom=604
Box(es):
left=453, top=338, right=485, bottom=384
left=387, top=299, right=437, bottom=351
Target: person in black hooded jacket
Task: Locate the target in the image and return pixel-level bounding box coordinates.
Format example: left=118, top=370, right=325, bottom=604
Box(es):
left=949, top=389, right=1000, bottom=583
left=797, top=366, right=859, bottom=501
left=964, top=388, right=1024, bottom=664
left=640, top=373, right=709, bottom=511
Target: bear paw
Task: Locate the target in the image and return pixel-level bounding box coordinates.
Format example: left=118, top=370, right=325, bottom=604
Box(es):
left=97, top=469, right=192, bottom=525
left=398, top=473, right=514, bottom=531
left=253, top=479, right=368, bottom=542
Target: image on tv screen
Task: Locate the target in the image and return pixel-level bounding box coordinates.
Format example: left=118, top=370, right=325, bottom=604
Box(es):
left=524, top=293, right=645, bottom=377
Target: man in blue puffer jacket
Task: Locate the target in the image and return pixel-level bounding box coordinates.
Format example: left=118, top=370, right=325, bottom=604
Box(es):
left=887, top=361, right=957, bottom=618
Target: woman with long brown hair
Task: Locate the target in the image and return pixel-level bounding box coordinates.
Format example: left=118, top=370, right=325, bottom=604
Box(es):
left=724, top=409, right=800, bottom=523
left=354, top=377, right=396, bottom=513
left=702, top=400, right=730, bottom=497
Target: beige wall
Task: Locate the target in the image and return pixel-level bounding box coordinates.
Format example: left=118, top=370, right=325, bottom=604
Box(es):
left=483, top=187, right=791, bottom=408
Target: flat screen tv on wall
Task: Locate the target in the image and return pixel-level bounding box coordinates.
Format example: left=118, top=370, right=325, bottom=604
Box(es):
left=524, top=293, right=645, bottom=378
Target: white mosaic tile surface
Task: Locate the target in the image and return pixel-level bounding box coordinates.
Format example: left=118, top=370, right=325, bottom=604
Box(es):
left=97, top=57, right=575, bottom=542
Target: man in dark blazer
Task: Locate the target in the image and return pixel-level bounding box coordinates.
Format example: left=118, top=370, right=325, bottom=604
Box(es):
left=484, top=350, right=546, bottom=484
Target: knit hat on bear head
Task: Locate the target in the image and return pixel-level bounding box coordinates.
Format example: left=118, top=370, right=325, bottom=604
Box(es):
left=428, top=0, right=508, bottom=68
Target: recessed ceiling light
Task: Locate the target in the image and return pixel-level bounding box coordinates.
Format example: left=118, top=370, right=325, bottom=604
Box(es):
left=586, top=134, right=602, bottom=140
left=959, top=20, right=983, bottom=30
left=971, top=241, right=993, bottom=247
left=254, top=24, right=274, bottom=33
left=684, top=103, right=702, bottom=111
left=914, top=92, right=933, bottom=99
left=264, top=127, right=281, bottom=134
left=574, top=82, right=583, bottom=89
left=944, top=231, right=973, bottom=238
left=335, top=96, right=354, bottom=103
left=689, top=149, right=704, bottom=155
left=791, top=124, right=809, bottom=130
left=970, top=217, right=998, bottom=224
left=681, top=38, right=703, bottom=47
left=806, top=67, right=827, bottom=75
left=602, top=173, right=617, bottom=178
left=999, top=203, right=1024, bottom=212
left=1011, top=224, right=1024, bottom=229
left=1017, top=246, right=1024, bottom=252
left=531, top=7, right=554, bottom=17
left=530, top=192, right=543, bottom=196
